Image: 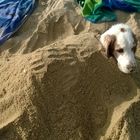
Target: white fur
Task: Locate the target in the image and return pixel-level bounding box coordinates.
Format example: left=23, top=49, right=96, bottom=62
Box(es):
left=100, top=23, right=137, bottom=74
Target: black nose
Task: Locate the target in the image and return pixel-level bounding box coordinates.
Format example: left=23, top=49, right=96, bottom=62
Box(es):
left=127, top=65, right=136, bottom=72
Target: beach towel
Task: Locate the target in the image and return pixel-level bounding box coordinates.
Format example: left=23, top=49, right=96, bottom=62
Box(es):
left=77, top=0, right=140, bottom=23
left=0, top=0, right=35, bottom=45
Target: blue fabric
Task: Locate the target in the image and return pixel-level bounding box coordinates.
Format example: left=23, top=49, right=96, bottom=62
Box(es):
left=103, top=0, right=137, bottom=12
left=0, top=0, right=35, bottom=45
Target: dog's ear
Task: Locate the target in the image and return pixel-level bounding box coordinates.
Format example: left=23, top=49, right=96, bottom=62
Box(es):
left=132, top=33, right=137, bottom=53
left=100, top=35, right=116, bottom=58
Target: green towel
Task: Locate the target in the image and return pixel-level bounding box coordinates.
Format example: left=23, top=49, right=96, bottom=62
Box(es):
left=77, top=0, right=140, bottom=23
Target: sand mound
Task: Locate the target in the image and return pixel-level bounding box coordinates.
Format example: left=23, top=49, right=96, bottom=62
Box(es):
left=0, top=0, right=140, bottom=140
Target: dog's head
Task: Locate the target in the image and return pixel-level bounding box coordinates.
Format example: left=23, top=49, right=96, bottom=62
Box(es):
left=100, top=23, right=137, bottom=74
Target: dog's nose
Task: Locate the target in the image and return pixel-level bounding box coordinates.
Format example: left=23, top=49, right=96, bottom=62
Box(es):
left=127, top=64, right=136, bottom=72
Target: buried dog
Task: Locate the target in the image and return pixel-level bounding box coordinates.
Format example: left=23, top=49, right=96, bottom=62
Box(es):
left=100, top=23, right=137, bottom=74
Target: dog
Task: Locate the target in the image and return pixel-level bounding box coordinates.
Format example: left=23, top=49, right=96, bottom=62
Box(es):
left=100, top=23, right=137, bottom=74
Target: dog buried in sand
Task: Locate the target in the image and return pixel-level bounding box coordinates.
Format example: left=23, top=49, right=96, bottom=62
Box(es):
left=100, top=23, right=137, bottom=74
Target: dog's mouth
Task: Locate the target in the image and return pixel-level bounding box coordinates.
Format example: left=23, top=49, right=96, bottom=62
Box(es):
left=118, top=63, right=137, bottom=74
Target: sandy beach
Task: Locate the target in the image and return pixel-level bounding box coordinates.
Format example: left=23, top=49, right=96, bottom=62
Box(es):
left=0, top=0, right=140, bottom=140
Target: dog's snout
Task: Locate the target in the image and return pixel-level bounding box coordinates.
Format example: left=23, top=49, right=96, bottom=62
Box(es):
left=126, top=64, right=136, bottom=72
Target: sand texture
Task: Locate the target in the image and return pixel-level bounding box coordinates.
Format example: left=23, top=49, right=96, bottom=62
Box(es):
left=0, top=0, right=140, bottom=140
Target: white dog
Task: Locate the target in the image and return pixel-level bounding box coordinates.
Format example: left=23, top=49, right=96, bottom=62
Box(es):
left=100, top=23, right=137, bottom=74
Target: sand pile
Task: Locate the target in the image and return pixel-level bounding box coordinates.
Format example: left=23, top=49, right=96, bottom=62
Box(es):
left=0, top=0, right=140, bottom=140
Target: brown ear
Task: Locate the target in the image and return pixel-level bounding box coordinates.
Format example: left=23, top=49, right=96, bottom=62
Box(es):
left=132, top=33, right=137, bottom=53
left=100, top=35, right=116, bottom=58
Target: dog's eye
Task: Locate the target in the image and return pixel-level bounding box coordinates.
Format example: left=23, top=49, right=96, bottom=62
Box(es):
left=116, top=48, right=124, bottom=53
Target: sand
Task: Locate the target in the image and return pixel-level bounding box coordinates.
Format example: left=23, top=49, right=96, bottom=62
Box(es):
left=0, top=0, right=140, bottom=140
